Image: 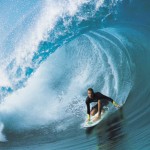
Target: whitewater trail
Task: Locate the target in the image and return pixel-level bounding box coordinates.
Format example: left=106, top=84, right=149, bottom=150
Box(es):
left=0, top=123, right=7, bottom=142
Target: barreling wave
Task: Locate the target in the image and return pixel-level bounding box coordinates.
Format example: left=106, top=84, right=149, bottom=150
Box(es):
left=0, top=0, right=150, bottom=149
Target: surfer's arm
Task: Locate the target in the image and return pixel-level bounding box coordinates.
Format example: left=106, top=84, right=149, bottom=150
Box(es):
left=86, top=99, right=91, bottom=121
left=106, top=97, right=120, bottom=108
left=97, top=100, right=101, bottom=116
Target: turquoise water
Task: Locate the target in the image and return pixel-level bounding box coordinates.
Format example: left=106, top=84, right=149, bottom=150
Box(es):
left=0, top=0, right=150, bottom=149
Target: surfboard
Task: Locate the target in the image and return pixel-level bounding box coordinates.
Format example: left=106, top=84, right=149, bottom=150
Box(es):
left=83, top=107, right=109, bottom=128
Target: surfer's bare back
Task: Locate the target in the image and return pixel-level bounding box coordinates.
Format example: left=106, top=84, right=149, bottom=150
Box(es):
left=85, top=88, right=120, bottom=122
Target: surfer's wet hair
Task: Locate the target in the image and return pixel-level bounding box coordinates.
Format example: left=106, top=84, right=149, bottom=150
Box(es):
left=88, top=88, right=94, bottom=93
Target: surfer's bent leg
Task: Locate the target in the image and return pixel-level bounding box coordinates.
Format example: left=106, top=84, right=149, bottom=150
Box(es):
left=90, top=104, right=98, bottom=116
left=92, top=102, right=106, bottom=116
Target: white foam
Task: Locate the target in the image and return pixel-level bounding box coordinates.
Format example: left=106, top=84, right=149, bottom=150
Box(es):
left=3, top=0, right=106, bottom=79
left=0, top=46, right=87, bottom=130
left=0, top=69, right=11, bottom=87
left=14, top=0, right=93, bottom=66
left=0, top=123, right=7, bottom=142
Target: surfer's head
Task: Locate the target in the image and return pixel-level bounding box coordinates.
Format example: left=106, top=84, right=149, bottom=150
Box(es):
left=88, top=88, right=94, bottom=98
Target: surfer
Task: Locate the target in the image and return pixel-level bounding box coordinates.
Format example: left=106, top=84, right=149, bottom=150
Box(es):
left=86, top=88, right=120, bottom=122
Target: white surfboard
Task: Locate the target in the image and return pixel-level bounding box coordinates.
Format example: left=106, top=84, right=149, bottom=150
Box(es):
left=83, top=107, right=109, bottom=128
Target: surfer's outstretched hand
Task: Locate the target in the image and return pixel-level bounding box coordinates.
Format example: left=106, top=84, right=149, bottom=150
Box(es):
left=115, top=104, right=120, bottom=108
left=113, top=100, right=120, bottom=109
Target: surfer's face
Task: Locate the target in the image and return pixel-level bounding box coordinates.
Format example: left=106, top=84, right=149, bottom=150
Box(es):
left=88, top=90, right=93, bottom=98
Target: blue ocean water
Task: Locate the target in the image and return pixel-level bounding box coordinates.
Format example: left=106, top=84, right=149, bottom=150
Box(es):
left=0, top=0, right=150, bottom=149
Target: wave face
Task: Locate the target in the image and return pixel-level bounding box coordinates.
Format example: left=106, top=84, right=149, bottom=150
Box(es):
left=0, top=0, right=150, bottom=149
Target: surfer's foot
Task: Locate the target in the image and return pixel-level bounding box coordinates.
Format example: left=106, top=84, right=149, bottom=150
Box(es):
left=86, top=118, right=90, bottom=122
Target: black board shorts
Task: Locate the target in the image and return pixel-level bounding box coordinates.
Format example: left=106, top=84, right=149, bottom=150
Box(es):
left=91, top=101, right=108, bottom=112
